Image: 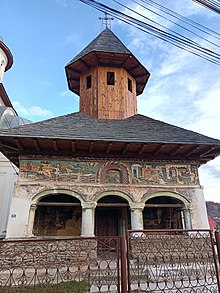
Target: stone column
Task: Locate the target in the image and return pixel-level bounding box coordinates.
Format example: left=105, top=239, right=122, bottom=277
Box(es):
left=130, top=203, right=145, bottom=230
left=26, top=204, right=37, bottom=237
left=182, top=205, right=192, bottom=229
left=81, top=202, right=96, bottom=237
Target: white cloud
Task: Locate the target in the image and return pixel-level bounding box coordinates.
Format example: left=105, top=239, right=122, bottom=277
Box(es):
left=123, top=0, right=220, bottom=203
left=185, top=82, right=220, bottom=139
left=65, top=32, right=81, bottom=45
left=56, top=0, right=68, bottom=8
left=13, top=101, right=54, bottom=120
left=43, top=81, right=53, bottom=86
left=199, top=156, right=220, bottom=202
left=59, top=91, right=72, bottom=97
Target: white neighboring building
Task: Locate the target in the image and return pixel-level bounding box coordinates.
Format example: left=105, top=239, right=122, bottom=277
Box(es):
left=0, top=153, right=18, bottom=238
left=0, top=38, right=30, bottom=238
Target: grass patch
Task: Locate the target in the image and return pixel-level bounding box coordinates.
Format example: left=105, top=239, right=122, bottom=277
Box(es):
left=0, top=280, right=89, bottom=293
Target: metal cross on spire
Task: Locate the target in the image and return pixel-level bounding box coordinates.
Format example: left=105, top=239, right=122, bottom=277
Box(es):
left=99, top=12, right=114, bottom=29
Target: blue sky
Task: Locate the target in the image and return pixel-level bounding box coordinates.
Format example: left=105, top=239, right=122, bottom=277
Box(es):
left=1, top=0, right=220, bottom=202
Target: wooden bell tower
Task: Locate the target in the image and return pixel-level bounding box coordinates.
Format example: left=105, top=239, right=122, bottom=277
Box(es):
left=65, top=28, right=150, bottom=120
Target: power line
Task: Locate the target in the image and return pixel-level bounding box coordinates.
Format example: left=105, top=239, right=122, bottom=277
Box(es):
left=193, top=0, right=220, bottom=14
left=79, top=0, right=220, bottom=65
left=139, top=0, right=220, bottom=40
left=127, top=0, right=220, bottom=47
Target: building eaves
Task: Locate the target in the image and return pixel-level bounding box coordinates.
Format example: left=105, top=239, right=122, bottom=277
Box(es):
left=0, top=112, right=220, bottom=146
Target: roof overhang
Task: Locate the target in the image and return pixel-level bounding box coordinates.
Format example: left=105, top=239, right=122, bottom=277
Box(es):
left=0, top=136, right=219, bottom=167
left=0, top=40, right=13, bottom=71
left=65, top=51, right=150, bottom=96
left=0, top=84, right=14, bottom=109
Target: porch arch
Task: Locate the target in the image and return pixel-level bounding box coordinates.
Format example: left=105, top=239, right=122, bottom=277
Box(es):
left=28, top=189, right=84, bottom=237
left=94, top=190, right=133, bottom=204
left=142, top=191, right=191, bottom=230
left=94, top=191, right=132, bottom=237
left=142, top=191, right=190, bottom=206
left=31, top=188, right=84, bottom=204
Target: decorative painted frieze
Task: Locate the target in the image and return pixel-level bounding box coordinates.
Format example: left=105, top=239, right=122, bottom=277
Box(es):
left=19, top=158, right=199, bottom=186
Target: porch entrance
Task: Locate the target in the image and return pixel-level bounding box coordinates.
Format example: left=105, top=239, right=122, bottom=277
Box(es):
left=95, top=195, right=130, bottom=237
left=143, top=196, right=184, bottom=229
left=33, top=194, right=82, bottom=236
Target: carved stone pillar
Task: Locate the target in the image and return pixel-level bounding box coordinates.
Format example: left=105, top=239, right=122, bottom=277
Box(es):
left=26, top=204, right=37, bottom=237
left=130, top=203, right=145, bottom=230
left=182, top=206, right=192, bottom=229
left=81, top=203, right=96, bottom=237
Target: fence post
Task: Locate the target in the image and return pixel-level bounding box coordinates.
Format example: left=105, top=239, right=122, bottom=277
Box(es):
left=120, top=237, right=127, bottom=293
left=215, top=229, right=220, bottom=266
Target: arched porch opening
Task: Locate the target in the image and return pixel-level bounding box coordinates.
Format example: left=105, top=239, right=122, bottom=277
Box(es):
left=143, top=196, right=185, bottom=230
left=33, top=193, right=82, bottom=236
left=95, top=195, right=131, bottom=236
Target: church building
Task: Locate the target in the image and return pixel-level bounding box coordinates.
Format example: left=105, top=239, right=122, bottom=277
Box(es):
left=0, top=38, right=30, bottom=238
left=0, top=28, right=220, bottom=239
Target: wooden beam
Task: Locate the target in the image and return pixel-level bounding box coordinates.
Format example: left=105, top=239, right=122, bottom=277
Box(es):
left=153, top=144, right=165, bottom=156
left=79, top=59, right=90, bottom=69
left=145, top=204, right=183, bottom=208
left=69, top=77, right=79, bottom=82
left=129, top=64, right=140, bottom=72
left=185, top=145, right=200, bottom=156
left=106, top=142, right=113, bottom=154
left=169, top=145, right=183, bottom=156
left=68, top=67, right=81, bottom=74
left=38, top=202, right=81, bottom=207
left=200, top=146, right=215, bottom=157
left=122, top=143, right=130, bottom=155
left=33, top=139, right=40, bottom=152
left=97, top=203, right=129, bottom=207
left=0, top=142, right=18, bottom=151
left=52, top=140, right=58, bottom=152
left=15, top=139, right=24, bottom=151
left=135, top=72, right=150, bottom=78
left=89, top=141, right=94, bottom=154
left=71, top=141, right=76, bottom=153
left=121, top=55, right=131, bottom=66
left=138, top=144, right=148, bottom=155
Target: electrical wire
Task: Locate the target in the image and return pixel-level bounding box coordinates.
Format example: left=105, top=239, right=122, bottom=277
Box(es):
left=139, top=0, right=220, bottom=40
left=193, top=0, right=220, bottom=14
left=79, top=0, right=220, bottom=65
left=126, top=0, right=220, bottom=48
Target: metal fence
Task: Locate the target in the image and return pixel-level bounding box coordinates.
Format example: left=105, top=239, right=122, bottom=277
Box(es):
left=0, top=236, right=122, bottom=293
left=0, top=230, right=220, bottom=293
left=126, top=229, right=220, bottom=292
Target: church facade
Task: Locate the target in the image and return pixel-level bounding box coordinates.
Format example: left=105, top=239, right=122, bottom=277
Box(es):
left=1, top=28, right=220, bottom=239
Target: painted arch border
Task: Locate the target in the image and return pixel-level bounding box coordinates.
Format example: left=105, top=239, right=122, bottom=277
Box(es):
left=31, top=188, right=85, bottom=205
left=142, top=191, right=190, bottom=207
left=94, top=190, right=133, bottom=204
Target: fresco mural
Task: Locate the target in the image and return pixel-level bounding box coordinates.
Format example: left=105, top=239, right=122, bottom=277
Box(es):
left=20, top=160, right=98, bottom=183
left=20, top=159, right=199, bottom=186
left=130, top=163, right=199, bottom=185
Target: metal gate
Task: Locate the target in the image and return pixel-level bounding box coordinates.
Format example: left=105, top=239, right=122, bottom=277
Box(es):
left=126, top=229, right=220, bottom=292
left=0, top=236, right=122, bottom=293
left=0, top=230, right=220, bottom=292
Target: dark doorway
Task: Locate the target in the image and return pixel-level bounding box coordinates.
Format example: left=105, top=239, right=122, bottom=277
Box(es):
left=95, top=195, right=130, bottom=237
left=33, top=194, right=82, bottom=236
left=143, top=196, right=184, bottom=230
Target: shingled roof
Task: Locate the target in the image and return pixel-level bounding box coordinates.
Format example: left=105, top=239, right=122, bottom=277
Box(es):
left=1, top=112, right=220, bottom=165
left=65, top=28, right=150, bottom=96
left=67, top=28, right=132, bottom=65
left=0, top=111, right=219, bottom=145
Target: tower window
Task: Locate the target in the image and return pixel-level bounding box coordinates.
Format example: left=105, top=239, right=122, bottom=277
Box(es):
left=86, top=75, right=92, bottom=89
left=107, top=72, right=115, bottom=85
left=128, top=78, right=132, bottom=92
